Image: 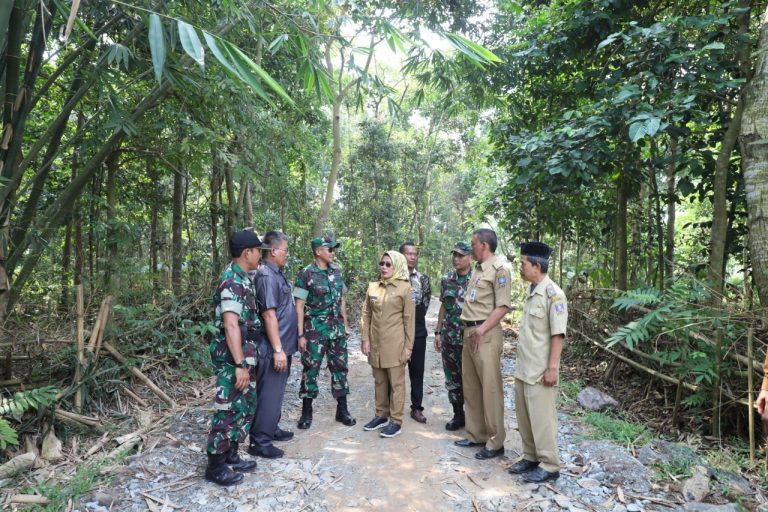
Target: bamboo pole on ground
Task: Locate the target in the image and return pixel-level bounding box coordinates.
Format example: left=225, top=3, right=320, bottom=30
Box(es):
left=74, top=284, right=84, bottom=412
left=102, top=341, right=178, bottom=408
left=712, top=328, right=723, bottom=438
left=748, top=328, right=755, bottom=463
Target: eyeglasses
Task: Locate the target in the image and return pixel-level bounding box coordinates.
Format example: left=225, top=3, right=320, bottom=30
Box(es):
left=378, top=261, right=392, bottom=268
left=327, top=247, right=335, bottom=253
left=273, top=247, right=289, bottom=253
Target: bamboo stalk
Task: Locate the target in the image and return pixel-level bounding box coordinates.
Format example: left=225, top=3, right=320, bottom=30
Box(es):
left=713, top=328, right=723, bottom=438
left=122, top=387, right=149, bottom=408
left=75, top=284, right=84, bottom=412
left=102, top=341, right=178, bottom=408
left=86, top=295, right=112, bottom=360
left=54, top=408, right=102, bottom=429
left=672, top=377, right=683, bottom=426
left=748, top=328, right=755, bottom=463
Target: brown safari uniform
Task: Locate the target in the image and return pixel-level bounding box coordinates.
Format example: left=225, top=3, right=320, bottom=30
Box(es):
left=515, top=275, right=567, bottom=473
left=361, top=280, right=415, bottom=424
left=460, top=255, right=512, bottom=451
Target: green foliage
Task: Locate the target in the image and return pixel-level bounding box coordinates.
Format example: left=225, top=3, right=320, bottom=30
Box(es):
left=26, top=459, right=111, bottom=511
left=580, top=410, right=652, bottom=448
left=0, top=386, right=59, bottom=450
left=611, top=287, right=662, bottom=311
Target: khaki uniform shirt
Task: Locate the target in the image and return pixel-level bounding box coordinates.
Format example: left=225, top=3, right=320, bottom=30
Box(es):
left=515, top=275, right=568, bottom=385
left=361, top=280, right=415, bottom=369
left=460, top=255, right=512, bottom=322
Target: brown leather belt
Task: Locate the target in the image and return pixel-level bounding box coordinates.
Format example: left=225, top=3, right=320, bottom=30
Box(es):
left=463, top=320, right=484, bottom=327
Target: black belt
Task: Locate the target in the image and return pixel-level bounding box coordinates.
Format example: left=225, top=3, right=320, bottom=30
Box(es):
left=463, top=320, right=484, bottom=327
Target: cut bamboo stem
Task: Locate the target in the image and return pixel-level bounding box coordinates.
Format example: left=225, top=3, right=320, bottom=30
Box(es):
left=87, top=295, right=113, bottom=360
left=54, top=408, right=102, bottom=429
left=75, top=284, right=84, bottom=412
left=122, top=387, right=149, bottom=408
left=102, top=341, right=178, bottom=408
left=748, top=328, right=755, bottom=463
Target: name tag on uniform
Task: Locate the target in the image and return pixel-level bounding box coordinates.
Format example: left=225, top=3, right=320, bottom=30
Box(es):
left=469, top=288, right=477, bottom=302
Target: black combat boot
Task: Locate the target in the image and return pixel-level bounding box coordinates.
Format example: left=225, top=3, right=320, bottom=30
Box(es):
left=225, top=442, right=257, bottom=472
left=445, top=402, right=465, bottom=431
left=335, top=396, right=356, bottom=426
left=205, top=452, right=244, bottom=486
left=297, top=398, right=313, bottom=429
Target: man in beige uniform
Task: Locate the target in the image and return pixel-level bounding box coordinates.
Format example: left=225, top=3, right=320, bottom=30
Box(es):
left=509, top=241, right=567, bottom=483
left=454, top=228, right=511, bottom=460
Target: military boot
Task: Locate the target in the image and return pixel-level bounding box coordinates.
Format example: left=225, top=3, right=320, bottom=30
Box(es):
left=445, top=402, right=465, bottom=431
left=335, top=396, right=356, bottom=426
left=205, top=452, right=244, bottom=486
left=297, top=398, right=313, bottom=429
left=225, top=442, right=257, bottom=472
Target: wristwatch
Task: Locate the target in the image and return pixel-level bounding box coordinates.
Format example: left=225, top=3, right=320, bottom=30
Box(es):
left=274, top=346, right=283, bottom=353
left=235, top=360, right=248, bottom=369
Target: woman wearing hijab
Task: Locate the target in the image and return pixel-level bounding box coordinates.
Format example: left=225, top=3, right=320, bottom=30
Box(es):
left=360, top=251, right=416, bottom=438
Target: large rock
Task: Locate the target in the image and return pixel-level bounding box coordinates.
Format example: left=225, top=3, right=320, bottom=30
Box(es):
left=579, top=440, right=651, bottom=493
left=708, top=468, right=753, bottom=498
left=682, top=466, right=711, bottom=502
left=577, top=387, right=619, bottom=411
left=638, top=439, right=701, bottom=467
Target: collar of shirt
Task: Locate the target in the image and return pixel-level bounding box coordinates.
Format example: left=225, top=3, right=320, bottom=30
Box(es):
left=263, top=260, right=283, bottom=275
left=474, top=255, right=497, bottom=273
left=527, top=275, right=551, bottom=297
left=311, top=262, right=330, bottom=273
left=231, top=262, right=252, bottom=284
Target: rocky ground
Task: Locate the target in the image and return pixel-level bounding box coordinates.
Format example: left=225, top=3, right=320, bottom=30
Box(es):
left=68, top=300, right=761, bottom=512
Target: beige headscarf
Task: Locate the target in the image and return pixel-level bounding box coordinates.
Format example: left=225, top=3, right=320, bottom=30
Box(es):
left=380, top=250, right=409, bottom=284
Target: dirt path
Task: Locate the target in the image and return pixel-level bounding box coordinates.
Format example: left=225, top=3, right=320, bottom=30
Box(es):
left=287, top=298, right=524, bottom=511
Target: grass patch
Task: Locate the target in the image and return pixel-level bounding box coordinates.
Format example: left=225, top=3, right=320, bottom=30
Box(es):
left=579, top=410, right=652, bottom=448
left=559, top=378, right=584, bottom=406
left=20, top=451, right=125, bottom=511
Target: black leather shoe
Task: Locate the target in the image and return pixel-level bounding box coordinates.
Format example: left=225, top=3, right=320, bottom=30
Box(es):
left=225, top=442, right=257, bottom=473
left=247, top=444, right=284, bottom=459
left=508, top=459, right=539, bottom=474
left=205, top=453, right=244, bottom=486
left=273, top=428, right=294, bottom=442
left=475, top=447, right=505, bottom=460
left=454, top=438, right=484, bottom=448
left=522, top=467, right=560, bottom=483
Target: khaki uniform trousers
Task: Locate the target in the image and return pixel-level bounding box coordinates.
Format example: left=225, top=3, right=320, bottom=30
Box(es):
left=372, top=364, right=406, bottom=424
left=462, top=325, right=505, bottom=450
left=515, top=379, right=559, bottom=472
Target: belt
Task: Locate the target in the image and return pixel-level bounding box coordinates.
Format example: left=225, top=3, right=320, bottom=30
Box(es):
left=463, top=320, right=484, bottom=327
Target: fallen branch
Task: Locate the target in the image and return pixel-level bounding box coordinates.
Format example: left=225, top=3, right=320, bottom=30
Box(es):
left=87, top=296, right=113, bottom=359
left=102, top=341, right=178, bottom=408
left=54, top=408, right=102, bottom=429
left=9, top=494, right=50, bottom=505
left=122, top=387, right=149, bottom=408
left=624, top=492, right=682, bottom=506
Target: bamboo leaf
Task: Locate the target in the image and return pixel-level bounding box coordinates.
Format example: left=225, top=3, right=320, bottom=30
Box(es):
left=64, top=0, right=80, bottom=41
left=50, top=0, right=96, bottom=40
left=440, top=32, right=502, bottom=65
left=148, top=14, right=166, bottom=83
left=226, top=44, right=295, bottom=106
left=177, top=20, right=205, bottom=68
left=222, top=43, right=273, bottom=106
left=203, top=31, right=238, bottom=77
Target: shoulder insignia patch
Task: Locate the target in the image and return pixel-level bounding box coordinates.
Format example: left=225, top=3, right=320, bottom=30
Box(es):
left=554, top=303, right=566, bottom=314
left=546, top=283, right=556, bottom=297
left=497, top=276, right=507, bottom=287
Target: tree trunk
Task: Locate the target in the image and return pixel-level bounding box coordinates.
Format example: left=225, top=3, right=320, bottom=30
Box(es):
left=210, top=156, right=221, bottom=272
left=171, top=169, right=184, bottom=297
left=224, top=159, right=235, bottom=236
left=741, top=5, right=768, bottom=307
left=149, top=163, right=160, bottom=294
left=665, top=139, right=677, bottom=288
left=313, top=95, right=342, bottom=236
left=616, top=169, right=629, bottom=291
left=104, top=148, right=120, bottom=296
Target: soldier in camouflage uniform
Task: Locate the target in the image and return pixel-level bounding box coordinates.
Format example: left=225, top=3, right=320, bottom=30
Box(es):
left=205, top=230, right=268, bottom=486
left=434, top=241, right=473, bottom=431
left=293, top=236, right=356, bottom=429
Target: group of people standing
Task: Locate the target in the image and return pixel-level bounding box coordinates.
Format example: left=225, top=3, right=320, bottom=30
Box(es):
left=204, top=227, right=568, bottom=488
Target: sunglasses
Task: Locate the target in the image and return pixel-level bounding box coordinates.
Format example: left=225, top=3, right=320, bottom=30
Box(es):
left=378, top=261, right=392, bottom=268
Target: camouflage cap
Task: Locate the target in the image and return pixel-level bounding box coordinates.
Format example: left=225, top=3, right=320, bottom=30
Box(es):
left=311, top=235, right=340, bottom=249
left=452, top=240, right=471, bottom=256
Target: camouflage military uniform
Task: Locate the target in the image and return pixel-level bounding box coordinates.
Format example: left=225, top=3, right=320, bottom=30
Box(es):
left=439, top=269, right=471, bottom=405
left=293, top=262, right=349, bottom=399
left=207, top=262, right=261, bottom=455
